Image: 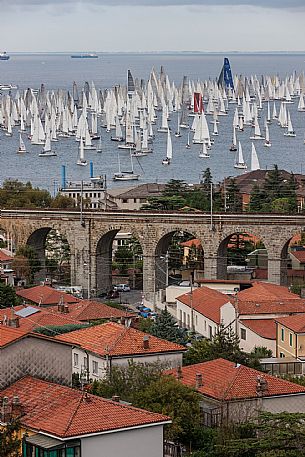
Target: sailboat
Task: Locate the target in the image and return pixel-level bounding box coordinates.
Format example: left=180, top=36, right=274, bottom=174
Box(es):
left=96, top=137, right=102, bottom=153
left=185, top=130, right=191, bottom=149
left=199, top=141, right=210, bottom=158
left=175, top=113, right=181, bottom=137
left=250, top=117, right=264, bottom=140
left=250, top=143, right=260, bottom=171
left=162, top=130, right=173, bottom=165
left=229, top=126, right=237, bottom=151
left=264, top=123, right=272, bottom=147
left=234, top=142, right=247, bottom=169
left=39, top=131, right=57, bottom=157
left=284, top=111, right=296, bottom=137
left=212, top=118, right=218, bottom=136
left=111, top=116, right=124, bottom=142
left=77, top=138, right=87, bottom=166
left=18, top=134, right=26, bottom=153
left=113, top=150, right=140, bottom=181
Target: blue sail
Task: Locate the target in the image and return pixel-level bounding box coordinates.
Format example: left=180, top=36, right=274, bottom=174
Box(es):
left=218, top=57, right=234, bottom=90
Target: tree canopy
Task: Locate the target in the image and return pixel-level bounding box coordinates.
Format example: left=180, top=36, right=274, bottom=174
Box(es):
left=0, top=419, right=21, bottom=457
left=149, top=307, right=187, bottom=345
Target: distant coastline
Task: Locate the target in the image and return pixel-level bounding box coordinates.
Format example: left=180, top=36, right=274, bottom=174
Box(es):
left=7, top=51, right=305, bottom=56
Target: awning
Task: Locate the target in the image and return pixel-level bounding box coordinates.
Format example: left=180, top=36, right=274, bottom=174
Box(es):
left=25, top=433, right=63, bottom=449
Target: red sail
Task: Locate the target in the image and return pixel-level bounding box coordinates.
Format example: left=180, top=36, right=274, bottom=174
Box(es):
left=194, top=92, right=203, bottom=113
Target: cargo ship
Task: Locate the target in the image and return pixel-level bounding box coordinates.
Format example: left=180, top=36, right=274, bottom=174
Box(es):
left=0, top=52, right=10, bottom=61
left=71, top=53, right=98, bottom=59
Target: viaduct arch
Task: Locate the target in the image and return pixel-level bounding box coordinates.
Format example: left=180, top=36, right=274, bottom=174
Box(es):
left=0, top=209, right=304, bottom=299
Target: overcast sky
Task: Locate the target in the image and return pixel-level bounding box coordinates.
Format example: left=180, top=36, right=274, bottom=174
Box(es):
left=1, top=0, right=305, bottom=52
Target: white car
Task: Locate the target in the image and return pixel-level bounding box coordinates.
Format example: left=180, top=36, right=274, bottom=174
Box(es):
left=113, top=284, right=131, bottom=292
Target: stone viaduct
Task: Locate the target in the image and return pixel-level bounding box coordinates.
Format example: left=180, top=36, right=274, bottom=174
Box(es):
left=1, top=208, right=304, bottom=299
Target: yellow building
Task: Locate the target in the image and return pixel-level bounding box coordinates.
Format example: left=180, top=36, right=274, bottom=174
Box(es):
left=276, top=314, right=305, bottom=358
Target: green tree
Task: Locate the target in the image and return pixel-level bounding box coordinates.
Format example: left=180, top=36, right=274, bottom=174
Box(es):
left=183, top=324, right=248, bottom=366
left=263, top=165, right=285, bottom=203
left=249, top=184, right=267, bottom=212
left=163, top=179, right=188, bottom=196
left=135, top=375, right=202, bottom=446
left=90, top=360, right=164, bottom=403
left=51, top=194, right=75, bottom=208
left=150, top=307, right=187, bottom=345
left=0, top=180, right=51, bottom=209
left=142, top=195, right=187, bottom=211
left=0, top=283, right=19, bottom=309
left=225, top=178, right=242, bottom=212
left=201, top=167, right=213, bottom=191
left=11, top=255, right=31, bottom=283
left=271, top=197, right=292, bottom=214
left=114, top=245, right=133, bottom=274
left=0, top=419, right=21, bottom=457
left=15, top=245, right=41, bottom=283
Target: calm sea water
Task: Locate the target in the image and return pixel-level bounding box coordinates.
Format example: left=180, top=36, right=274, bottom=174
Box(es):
left=0, top=53, right=305, bottom=193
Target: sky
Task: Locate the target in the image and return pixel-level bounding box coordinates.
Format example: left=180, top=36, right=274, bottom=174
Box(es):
left=0, top=0, right=305, bottom=52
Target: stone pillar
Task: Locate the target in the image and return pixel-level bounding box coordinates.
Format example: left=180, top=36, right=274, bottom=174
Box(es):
left=268, top=256, right=288, bottom=286
left=204, top=251, right=218, bottom=280
left=96, top=243, right=112, bottom=295
left=142, top=254, right=156, bottom=303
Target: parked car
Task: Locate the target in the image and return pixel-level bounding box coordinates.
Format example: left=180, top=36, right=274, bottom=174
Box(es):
left=113, top=284, right=131, bottom=292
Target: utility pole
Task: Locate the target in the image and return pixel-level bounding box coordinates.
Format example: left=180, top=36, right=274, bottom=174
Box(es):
left=80, top=180, right=85, bottom=227
left=104, top=174, right=107, bottom=211
left=190, top=274, right=194, bottom=332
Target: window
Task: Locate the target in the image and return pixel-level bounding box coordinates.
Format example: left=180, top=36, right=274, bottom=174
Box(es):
left=92, top=360, right=98, bottom=375
left=187, top=314, right=190, bottom=327
left=289, top=333, right=293, bottom=347
left=204, top=320, right=207, bottom=331
left=83, top=356, right=88, bottom=369
left=179, top=309, right=182, bottom=324
left=281, top=328, right=285, bottom=342
left=134, top=198, right=137, bottom=203
left=195, top=314, right=198, bottom=326
left=240, top=328, right=246, bottom=340
left=73, top=353, right=79, bottom=367
left=122, top=199, right=128, bottom=203
left=183, top=312, right=186, bottom=325
left=209, top=325, right=213, bottom=339
left=279, top=352, right=285, bottom=358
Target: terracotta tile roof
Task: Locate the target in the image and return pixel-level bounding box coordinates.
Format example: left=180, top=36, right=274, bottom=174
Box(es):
left=241, top=319, right=277, bottom=340
left=17, top=285, right=79, bottom=306
left=56, top=322, right=186, bottom=357
left=0, top=305, right=83, bottom=333
left=166, top=358, right=305, bottom=401
left=48, top=300, right=134, bottom=322
left=0, top=249, right=13, bottom=262
left=235, top=282, right=305, bottom=315
left=0, top=326, right=29, bottom=347
left=180, top=239, right=202, bottom=248
left=1, top=377, right=170, bottom=438
left=290, top=250, right=305, bottom=263
left=177, top=286, right=230, bottom=324
left=114, top=183, right=166, bottom=199
left=276, top=313, right=305, bottom=333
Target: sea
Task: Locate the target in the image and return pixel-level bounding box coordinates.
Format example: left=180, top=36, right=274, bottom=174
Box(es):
left=0, top=52, right=305, bottom=194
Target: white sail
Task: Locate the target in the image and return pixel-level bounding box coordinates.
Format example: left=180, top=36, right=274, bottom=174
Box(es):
left=234, top=141, right=247, bottom=169
left=250, top=143, right=260, bottom=171
left=77, top=138, right=87, bottom=165
left=18, top=134, right=26, bottom=153
left=166, top=129, right=173, bottom=160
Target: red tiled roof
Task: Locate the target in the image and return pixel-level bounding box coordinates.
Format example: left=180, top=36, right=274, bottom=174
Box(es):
left=0, top=249, right=13, bottom=262
left=0, top=326, right=29, bottom=347
left=290, top=250, right=305, bottom=263
left=56, top=322, right=186, bottom=357
left=177, top=286, right=230, bottom=324
left=166, top=358, right=305, bottom=401
left=17, top=285, right=79, bottom=306
left=276, top=313, right=305, bottom=333
left=180, top=239, right=202, bottom=248
left=0, top=377, right=170, bottom=438
left=235, top=282, right=305, bottom=315
left=241, top=319, right=277, bottom=340
left=0, top=305, right=83, bottom=333
left=49, top=300, right=133, bottom=322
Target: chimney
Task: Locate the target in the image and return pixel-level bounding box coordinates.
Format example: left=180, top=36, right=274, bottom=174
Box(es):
left=8, top=316, right=20, bottom=328
left=83, top=392, right=92, bottom=403
left=11, top=396, right=22, bottom=418
left=195, top=373, right=203, bottom=389
left=1, top=397, right=12, bottom=423
left=143, top=335, right=149, bottom=349
left=112, top=395, right=120, bottom=402
left=176, top=366, right=183, bottom=380
left=63, top=305, right=69, bottom=314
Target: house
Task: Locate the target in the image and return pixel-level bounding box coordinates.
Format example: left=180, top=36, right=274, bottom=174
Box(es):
left=176, top=286, right=236, bottom=338
left=48, top=299, right=136, bottom=323
left=0, top=326, right=73, bottom=389
left=109, top=183, right=167, bottom=210
left=0, top=248, right=14, bottom=286
left=0, top=304, right=84, bottom=332
left=0, top=376, right=170, bottom=457
left=179, top=238, right=204, bottom=282
left=56, top=322, right=186, bottom=380
left=16, top=285, right=80, bottom=306
left=276, top=313, right=305, bottom=358
left=166, top=358, right=305, bottom=426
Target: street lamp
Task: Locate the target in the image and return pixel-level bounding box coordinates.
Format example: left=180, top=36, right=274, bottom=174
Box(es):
left=83, top=262, right=91, bottom=300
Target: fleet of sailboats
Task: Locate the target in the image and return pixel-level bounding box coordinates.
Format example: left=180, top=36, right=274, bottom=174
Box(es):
left=1, top=59, right=305, bottom=183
